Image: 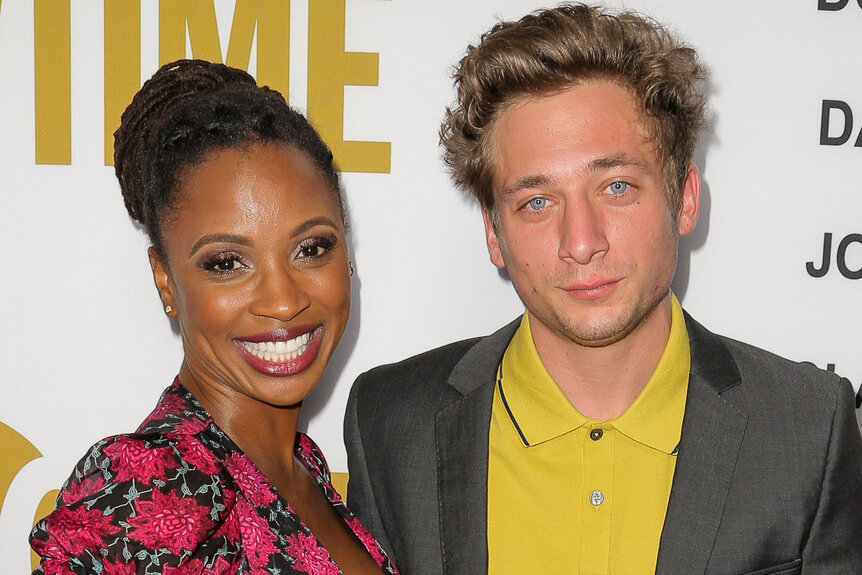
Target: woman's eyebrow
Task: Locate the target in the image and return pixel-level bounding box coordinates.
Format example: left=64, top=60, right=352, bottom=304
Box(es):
left=188, top=234, right=252, bottom=257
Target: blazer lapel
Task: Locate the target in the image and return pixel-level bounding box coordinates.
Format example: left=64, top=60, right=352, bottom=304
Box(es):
left=656, top=314, right=749, bottom=575
left=435, top=320, right=519, bottom=575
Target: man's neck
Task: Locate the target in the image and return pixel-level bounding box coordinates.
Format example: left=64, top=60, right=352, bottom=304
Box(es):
left=530, top=296, right=674, bottom=420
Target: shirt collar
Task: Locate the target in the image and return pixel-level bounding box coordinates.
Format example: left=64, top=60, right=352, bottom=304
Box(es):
left=498, top=294, right=690, bottom=454
left=499, top=312, right=587, bottom=447
left=612, top=294, right=690, bottom=454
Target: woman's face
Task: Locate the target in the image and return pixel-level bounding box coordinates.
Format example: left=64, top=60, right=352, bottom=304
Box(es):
left=151, top=143, right=350, bottom=409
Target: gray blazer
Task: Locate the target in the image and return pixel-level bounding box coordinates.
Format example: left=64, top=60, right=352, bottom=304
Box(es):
left=345, top=314, right=862, bottom=574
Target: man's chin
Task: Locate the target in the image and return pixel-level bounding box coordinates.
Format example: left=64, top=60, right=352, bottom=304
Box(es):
left=549, top=297, right=670, bottom=348
left=556, top=323, right=635, bottom=348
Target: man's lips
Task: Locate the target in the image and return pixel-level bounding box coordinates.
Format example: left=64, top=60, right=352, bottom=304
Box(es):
left=234, top=326, right=323, bottom=375
left=560, top=278, right=620, bottom=300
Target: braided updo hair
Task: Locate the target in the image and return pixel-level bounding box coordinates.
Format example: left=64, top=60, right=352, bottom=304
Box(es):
left=114, top=59, right=343, bottom=258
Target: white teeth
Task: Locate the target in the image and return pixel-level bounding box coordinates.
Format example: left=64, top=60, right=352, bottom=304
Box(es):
left=240, top=332, right=313, bottom=363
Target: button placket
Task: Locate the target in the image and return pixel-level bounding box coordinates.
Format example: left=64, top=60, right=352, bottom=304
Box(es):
left=581, top=426, right=613, bottom=572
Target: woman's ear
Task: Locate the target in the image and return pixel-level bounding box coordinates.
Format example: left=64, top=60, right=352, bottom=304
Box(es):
left=148, top=247, right=177, bottom=317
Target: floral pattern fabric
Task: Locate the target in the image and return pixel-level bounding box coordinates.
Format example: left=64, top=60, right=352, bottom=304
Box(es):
left=30, top=379, right=398, bottom=575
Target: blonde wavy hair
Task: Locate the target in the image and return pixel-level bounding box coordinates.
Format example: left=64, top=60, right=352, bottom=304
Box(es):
left=440, top=3, right=708, bottom=218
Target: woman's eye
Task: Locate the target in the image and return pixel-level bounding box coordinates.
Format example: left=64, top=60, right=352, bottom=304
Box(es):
left=299, top=244, right=325, bottom=258
left=203, top=255, right=244, bottom=273
left=297, top=235, right=336, bottom=259
left=607, top=181, right=629, bottom=195
left=527, top=197, right=548, bottom=211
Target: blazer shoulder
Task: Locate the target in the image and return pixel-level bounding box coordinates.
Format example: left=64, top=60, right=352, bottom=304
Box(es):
left=686, top=313, right=850, bottom=420
left=352, top=318, right=521, bottom=405
left=361, top=336, right=485, bottom=384
left=719, top=331, right=841, bottom=391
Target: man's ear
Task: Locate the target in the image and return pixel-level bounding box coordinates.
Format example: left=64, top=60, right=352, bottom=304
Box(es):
left=677, top=163, right=701, bottom=237
left=482, top=208, right=506, bottom=270
left=148, top=247, right=177, bottom=317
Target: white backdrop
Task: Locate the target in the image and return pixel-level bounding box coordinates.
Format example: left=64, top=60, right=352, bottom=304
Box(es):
left=2, top=1, right=861, bottom=570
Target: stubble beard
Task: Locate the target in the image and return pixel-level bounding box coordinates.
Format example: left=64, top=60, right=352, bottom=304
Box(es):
left=536, top=262, right=675, bottom=349
left=544, top=288, right=667, bottom=348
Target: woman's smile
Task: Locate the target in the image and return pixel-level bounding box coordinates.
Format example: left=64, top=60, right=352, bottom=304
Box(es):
left=235, top=326, right=324, bottom=376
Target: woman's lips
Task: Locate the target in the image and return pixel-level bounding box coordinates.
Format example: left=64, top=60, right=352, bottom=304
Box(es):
left=234, top=326, right=323, bottom=376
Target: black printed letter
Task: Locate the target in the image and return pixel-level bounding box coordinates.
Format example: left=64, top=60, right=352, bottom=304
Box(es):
left=820, top=100, right=853, bottom=145
left=836, top=234, right=862, bottom=279
left=806, top=233, right=832, bottom=277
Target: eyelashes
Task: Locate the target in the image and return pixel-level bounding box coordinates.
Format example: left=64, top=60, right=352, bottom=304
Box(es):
left=296, top=233, right=337, bottom=259
left=201, top=252, right=246, bottom=273
left=198, top=233, right=339, bottom=275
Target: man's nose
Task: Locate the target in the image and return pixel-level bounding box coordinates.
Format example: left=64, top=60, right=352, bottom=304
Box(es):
left=558, top=200, right=609, bottom=265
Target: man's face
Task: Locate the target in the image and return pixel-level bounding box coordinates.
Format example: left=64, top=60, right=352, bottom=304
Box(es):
left=484, top=80, right=699, bottom=349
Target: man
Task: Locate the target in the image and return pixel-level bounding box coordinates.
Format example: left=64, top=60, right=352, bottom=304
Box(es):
left=345, top=4, right=862, bottom=574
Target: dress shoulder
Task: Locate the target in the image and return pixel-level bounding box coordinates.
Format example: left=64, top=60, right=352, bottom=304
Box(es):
left=30, top=382, right=241, bottom=574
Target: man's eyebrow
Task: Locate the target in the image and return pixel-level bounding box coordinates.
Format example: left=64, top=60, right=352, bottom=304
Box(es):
left=499, top=174, right=555, bottom=197
left=586, top=155, right=650, bottom=173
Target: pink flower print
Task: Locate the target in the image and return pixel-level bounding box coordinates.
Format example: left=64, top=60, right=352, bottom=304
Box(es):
left=43, top=506, right=121, bottom=555
left=284, top=532, right=339, bottom=575
left=235, top=498, right=278, bottom=570
left=223, top=452, right=275, bottom=506
left=103, top=437, right=178, bottom=483
left=175, top=434, right=220, bottom=474
left=36, top=558, right=77, bottom=575
left=328, top=485, right=344, bottom=504
left=296, top=435, right=326, bottom=476
left=205, top=554, right=236, bottom=574
left=140, top=392, right=187, bottom=427
left=60, top=473, right=106, bottom=505
left=346, top=516, right=386, bottom=565
left=162, top=558, right=202, bottom=575
left=212, top=498, right=240, bottom=544
left=164, top=555, right=235, bottom=575
left=100, top=559, right=137, bottom=575
left=31, top=537, right=65, bottom=559
left=203, top=555, right=236, bottom=574
left=297, top=434, right=315, bottom=457
left=174, top=415, right=209, bottom=436
left=127, top=489, right=215, bottom=555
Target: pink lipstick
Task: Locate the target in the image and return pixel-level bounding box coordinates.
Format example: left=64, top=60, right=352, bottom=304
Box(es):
left=234, top=326, right=323, bottom=376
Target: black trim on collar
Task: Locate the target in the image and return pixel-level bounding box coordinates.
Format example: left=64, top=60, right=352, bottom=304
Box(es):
left=497, top=362, right=530, bottom=447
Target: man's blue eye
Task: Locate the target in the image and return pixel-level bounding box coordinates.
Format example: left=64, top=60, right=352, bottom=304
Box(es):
left=608, top=181, right=628, bottom=195
left=528, top=197, right=547, bottom=211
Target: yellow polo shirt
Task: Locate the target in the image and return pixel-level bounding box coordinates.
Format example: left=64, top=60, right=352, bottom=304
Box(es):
left=487, top=295, right=690, bottom=574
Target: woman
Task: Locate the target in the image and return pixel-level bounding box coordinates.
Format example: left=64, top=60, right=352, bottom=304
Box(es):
left=30, top=59, right=397, bottom=575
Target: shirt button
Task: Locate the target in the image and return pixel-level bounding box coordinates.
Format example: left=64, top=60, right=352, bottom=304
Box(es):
left=589, top=490, right=604, bottom=507
left=589, top=429, right=603, bottom=441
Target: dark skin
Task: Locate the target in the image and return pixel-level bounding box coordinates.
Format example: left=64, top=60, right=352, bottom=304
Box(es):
left=150, top=143, right=382, bottom=574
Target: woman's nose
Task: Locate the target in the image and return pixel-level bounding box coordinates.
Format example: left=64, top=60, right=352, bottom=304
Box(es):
left=248, top=263, right=311, bottom=321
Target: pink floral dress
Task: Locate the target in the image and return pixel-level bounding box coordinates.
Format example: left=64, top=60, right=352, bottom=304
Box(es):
left=30, top=379, right=399, bottom=575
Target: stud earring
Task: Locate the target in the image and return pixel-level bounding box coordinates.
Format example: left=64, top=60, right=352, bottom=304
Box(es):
left=348, top=261, right=355, bottom=277
left=164, top=305, right=172, bottom=315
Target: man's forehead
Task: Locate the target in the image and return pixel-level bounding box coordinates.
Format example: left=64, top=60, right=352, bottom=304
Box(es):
left=488, top=80, right=656, bottom=149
